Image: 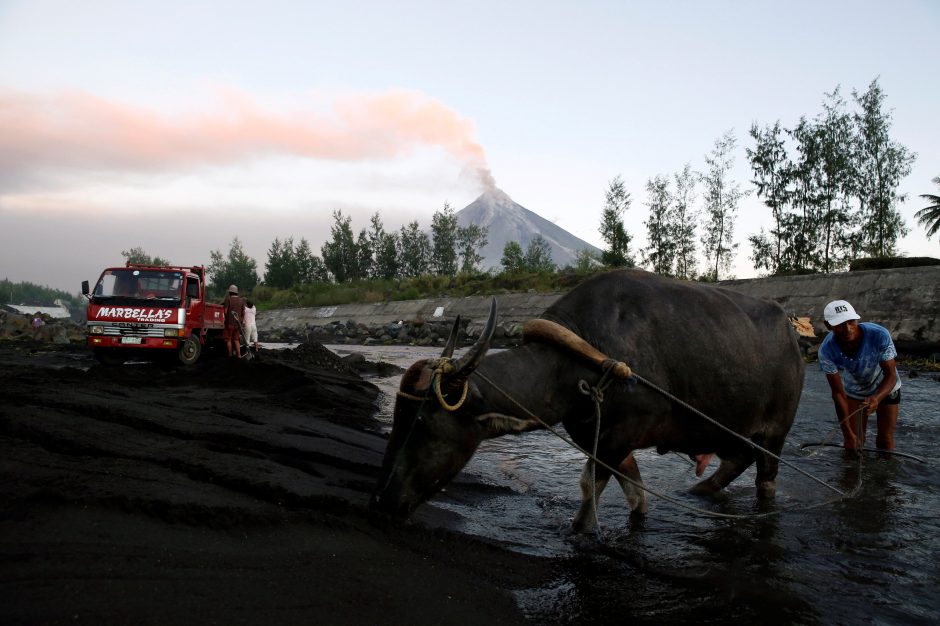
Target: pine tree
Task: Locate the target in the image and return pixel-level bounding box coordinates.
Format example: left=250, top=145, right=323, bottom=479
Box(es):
left=397, top=221, right=431, bottom=278
left=746, top=121, right=791, bottom=273
left=321, top=210, right=359, bottom=283
left=642, top=174, right=675, bottom=275
left=672, top=164, right=699, bottom=280
left=814, top=88, right=856, bottom=272
left=700, top=130, right=747, bottom=280
left=207, top=237, right=259, bottom=295
left=264, top=237, right=297, bottom=288
left=787, top=116, right=824, bottom=271
left=524, top=235, right=556, bottom=273
left=852, top=78, right=915, bottom=258
left=500, top=241, right=525, bottom=274
left=430, top=202, right=459, bottom=276
left=599, top=175, right=634, bottom=267
left=456, top=223, right=488, bottom=274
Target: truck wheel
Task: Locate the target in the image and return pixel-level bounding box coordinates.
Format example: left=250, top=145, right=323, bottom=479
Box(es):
left=94, top=349, right=126, bottom=366
left=178, top=335, right=202, bottom=365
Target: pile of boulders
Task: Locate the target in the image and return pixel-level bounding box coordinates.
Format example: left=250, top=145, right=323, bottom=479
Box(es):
left=0, top=310, right=84, bottom=344
left=262, top=316, right=526, bottom=349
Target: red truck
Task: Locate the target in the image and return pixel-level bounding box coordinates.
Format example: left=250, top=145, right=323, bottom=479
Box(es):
left=82, top=263, right=225, bottom=365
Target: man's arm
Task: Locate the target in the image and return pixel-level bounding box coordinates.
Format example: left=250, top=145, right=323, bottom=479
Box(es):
left=861, top=359, right=898, bottom=414
left=825, top=372, right=860, bottom=449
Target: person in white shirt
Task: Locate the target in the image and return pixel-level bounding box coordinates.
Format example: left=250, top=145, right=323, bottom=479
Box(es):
left=242, top=299, right=259, bottom=353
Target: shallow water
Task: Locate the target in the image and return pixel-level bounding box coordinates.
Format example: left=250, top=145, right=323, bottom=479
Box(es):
left=329, top=344, right=940, bottom=624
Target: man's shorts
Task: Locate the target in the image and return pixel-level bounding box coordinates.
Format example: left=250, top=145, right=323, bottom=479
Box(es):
left=882, top=388, right=901, bottom=405
left=222, top=325, right=239, bottom=341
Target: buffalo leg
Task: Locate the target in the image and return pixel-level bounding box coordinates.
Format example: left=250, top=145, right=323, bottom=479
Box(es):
left=612, top=453, right=647, bottom=515
left=689, top=450, right=753, bottom=496
left=572, top=459, right=612, bottom=534
left=754, top=433, right=785, bottom=499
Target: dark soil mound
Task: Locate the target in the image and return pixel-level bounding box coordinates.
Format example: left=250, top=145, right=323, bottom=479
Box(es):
left=0, top=341, right=548, bottom=624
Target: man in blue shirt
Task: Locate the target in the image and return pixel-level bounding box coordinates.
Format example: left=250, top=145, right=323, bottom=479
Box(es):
left=818, top=300, right=901, bottom=450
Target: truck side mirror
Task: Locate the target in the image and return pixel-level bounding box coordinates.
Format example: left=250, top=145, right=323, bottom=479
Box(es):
left=81, top=280, right=89, bottom=296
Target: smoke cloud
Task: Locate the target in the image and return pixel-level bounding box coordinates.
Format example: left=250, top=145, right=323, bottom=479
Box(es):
left=0, top=87, right=495, bottom=191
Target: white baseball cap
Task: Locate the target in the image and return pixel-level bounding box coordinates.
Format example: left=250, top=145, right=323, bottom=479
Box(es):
left=823, top=300, right=860, bottom=326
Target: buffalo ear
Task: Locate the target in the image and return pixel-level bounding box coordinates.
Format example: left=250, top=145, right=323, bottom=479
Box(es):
left=475, top=413, right=542, bottom=439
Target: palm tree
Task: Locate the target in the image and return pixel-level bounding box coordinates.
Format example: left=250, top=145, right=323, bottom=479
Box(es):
left=915, top=175, right=940, bottom=241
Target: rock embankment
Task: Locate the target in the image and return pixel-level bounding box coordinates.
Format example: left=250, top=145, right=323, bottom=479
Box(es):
left=259, top=266, right=940, bottom=355
left=0, top=309, right=84, bottom=344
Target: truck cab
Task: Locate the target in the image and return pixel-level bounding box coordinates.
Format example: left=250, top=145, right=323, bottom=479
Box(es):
left=82, top=264, right=225, bottom=365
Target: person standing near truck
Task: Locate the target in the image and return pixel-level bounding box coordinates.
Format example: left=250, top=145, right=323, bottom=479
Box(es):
left=222, top=285, right=246, bottom=358
left=242, top=299, right=259, bottom=354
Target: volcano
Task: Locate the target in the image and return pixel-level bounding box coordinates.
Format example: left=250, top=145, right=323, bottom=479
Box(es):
left=456, top=188, right=601, bottom=270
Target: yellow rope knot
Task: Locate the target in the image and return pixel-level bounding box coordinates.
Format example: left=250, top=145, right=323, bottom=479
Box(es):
left=431, top=360, right=469, bottom=411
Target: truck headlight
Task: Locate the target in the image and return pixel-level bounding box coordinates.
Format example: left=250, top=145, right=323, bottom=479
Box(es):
left=89, top=325, right=104, bottom=335
left=164, top=328, right=182, bottom=337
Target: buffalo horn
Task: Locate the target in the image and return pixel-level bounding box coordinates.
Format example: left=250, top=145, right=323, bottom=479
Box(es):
left=452, top=298, right=497, bottom=379
left=440, top=315, right=461, bottom=358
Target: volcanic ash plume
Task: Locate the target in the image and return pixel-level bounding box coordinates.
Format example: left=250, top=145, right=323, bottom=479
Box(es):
left=0, top=87, right=496, bottom=191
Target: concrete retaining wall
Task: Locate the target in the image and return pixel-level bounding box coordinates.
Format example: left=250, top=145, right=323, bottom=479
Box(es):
left=258, top=267, right=940, bottom=352
left=719, top=266, right=939, bottom=351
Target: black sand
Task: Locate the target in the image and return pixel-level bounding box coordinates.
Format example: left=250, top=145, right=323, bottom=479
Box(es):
left=0, top=343, right=553, bottom=625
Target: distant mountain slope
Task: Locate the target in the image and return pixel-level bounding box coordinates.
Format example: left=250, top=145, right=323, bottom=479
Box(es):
left=456, top=188, right=601, bottom=270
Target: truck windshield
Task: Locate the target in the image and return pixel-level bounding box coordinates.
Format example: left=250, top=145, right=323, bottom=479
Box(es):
left=93, top=269, right=183, bottom=304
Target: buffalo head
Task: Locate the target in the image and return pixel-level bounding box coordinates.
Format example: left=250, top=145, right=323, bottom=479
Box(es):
left=371, top=299, right=534, bottom=517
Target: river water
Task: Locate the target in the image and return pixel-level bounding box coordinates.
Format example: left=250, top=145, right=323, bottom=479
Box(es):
left=327, top=344, right=940, bottom=624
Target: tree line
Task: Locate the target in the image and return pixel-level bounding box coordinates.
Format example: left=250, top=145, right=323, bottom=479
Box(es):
left=198, top=203, right=492, bottom=296
left=596, top=77, right=927, bottom=281
left=1, top=278, right=83, bottom=309
left=120, top=78, right=936, bottom=298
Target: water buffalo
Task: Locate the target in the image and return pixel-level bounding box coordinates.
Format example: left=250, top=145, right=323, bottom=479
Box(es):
left=372, top=269, right=804, bottom=530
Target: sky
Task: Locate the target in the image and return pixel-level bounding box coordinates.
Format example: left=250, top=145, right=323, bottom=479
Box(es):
left=1, top=0, right=938, bottom=295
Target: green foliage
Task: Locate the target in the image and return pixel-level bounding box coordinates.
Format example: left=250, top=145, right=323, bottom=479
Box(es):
left=701, top=129, right=746, bottom=280
left=321, top=210, right=360, bottom=283
left=523, top=235, right=556, bottom=274
left=747, top=121, right=791, bottom=273
left=813, top=87, right=856, bottom=272
left=121, top=246, right=170, bottom=267
left=456, top=223, right=488, bottom=274
left=207, top=237, right=259, bottom=297
left=430, top=202, right=459, bottom=276
left=747, top=78, right=916, bottom=274
left=366, top=213, right=400, bottom=280
left=574, top=248, right=600, bottom=273
left=250, top=266, right=613, bottom=311
left=672, top=164, right=699, bottom=280
left=642, top=174, right=675, bottom=275
left=264, top=237, right=297, bottom=289
left=397, top=221, right=431, bottom=278
left=599, top=175, right=635, bottom=267
left=499, top=237, right=556, bottom=274
left=500, top=241, right=525, bottom=273
left=853, top=78, right=915, bottom=258
left=915, top=176, right=940, bottom=242
left=1, top=278, right=82, bottom=308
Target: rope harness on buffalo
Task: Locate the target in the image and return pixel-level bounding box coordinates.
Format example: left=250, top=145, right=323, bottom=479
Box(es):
left=577, top=359, right=623, bottom=534
left=376, top=358, right=471, bottom=500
